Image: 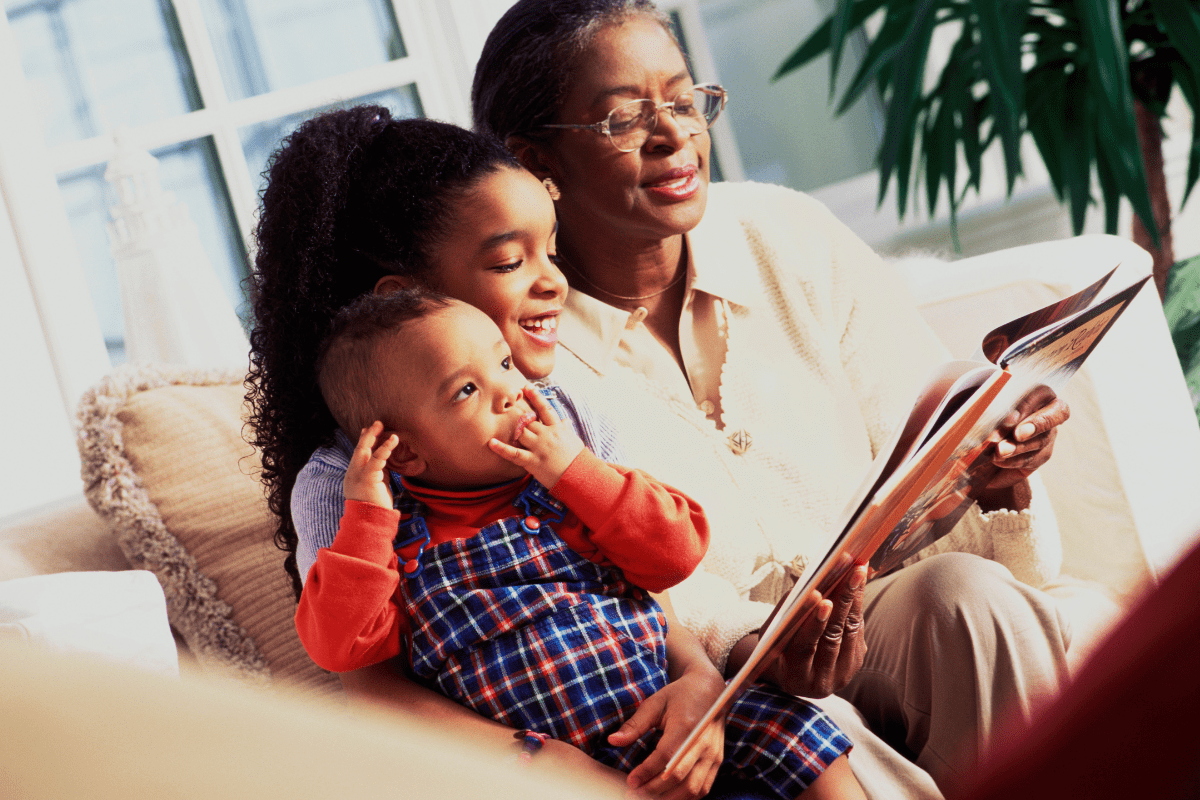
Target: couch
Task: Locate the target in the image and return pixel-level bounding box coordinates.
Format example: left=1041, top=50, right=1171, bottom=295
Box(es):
left=2, top=233, right=1198, bottom=797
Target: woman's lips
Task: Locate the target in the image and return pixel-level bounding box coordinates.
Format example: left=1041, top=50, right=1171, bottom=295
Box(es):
left=643, top=166, right=701, bottom=201
left=519, top=313, right=559, bottom=346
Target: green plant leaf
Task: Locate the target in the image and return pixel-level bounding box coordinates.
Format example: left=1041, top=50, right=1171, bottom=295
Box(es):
left=1095, top=146, right=1123, bottom=235
left=836, top=7, right=915, bottom=114
left=968, top=0, right=1028, bottom=192
left=961, top=93, right=984, bottom=193
left=774, top=0, right=890, bottom=82
left=1062, top=72, right=1094, bottom=234
left=1077, top=0, right=1157, bottom=243
left=1172, top=60, right=1200, bottom=207
left=875, top=0, right=941, bottom=212
left=1149, top=0, right=1200, bottom=81
left=829, top=0, right=860, bottom=100
left=1025, top=67, right=1070, bottom=201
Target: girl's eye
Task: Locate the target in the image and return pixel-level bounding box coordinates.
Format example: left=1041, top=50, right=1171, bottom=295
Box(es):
left=501, top=356, right=511, bottom=370
left=491, top=260, right=522, bottom=274
left=452, top=383, right=478, bottom=402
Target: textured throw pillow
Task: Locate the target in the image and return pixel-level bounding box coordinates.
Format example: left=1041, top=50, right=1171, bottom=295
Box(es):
left=76, top=363, right=341, bottom=696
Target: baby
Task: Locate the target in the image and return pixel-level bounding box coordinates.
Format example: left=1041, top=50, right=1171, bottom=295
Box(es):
left=296, top=289, right=859, bottom=799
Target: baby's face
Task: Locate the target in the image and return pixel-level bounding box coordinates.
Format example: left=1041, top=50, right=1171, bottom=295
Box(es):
left=384, top=302, right=535, bottom=488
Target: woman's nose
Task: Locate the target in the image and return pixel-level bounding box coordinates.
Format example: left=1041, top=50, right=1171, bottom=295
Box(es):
left=646, top=106, right=690, bottom=151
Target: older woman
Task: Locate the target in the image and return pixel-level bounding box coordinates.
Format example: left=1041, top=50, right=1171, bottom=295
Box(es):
left=472, top=1, right=1071, bottom=797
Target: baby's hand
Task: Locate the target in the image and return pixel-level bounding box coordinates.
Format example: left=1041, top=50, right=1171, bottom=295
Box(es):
left=488, top=386, right=585, bottom=488
left=344, top=421, right=398, bottom=509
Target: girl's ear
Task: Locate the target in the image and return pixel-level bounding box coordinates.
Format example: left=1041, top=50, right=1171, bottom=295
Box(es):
left=374, top=274, right=415, bottom=296
left=506, top=135, right=558, bottom=182
left=385, top=435, right=426, bottom=478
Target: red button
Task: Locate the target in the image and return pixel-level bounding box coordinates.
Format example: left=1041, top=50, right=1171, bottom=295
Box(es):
left=524, top=515, right=540, bottom=531
left=403, top=560, right=419, bottom=574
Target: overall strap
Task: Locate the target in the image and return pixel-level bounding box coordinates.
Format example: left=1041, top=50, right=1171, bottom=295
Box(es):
left=394, top=488, right=431, bottom=578
left=512, top=479, right=566, bottom=534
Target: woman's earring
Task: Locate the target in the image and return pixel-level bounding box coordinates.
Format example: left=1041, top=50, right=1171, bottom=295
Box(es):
left=542, top=178, right=561, bottom=201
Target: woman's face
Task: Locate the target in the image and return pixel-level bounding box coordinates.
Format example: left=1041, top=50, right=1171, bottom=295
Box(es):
left=543, top=16, right=710, bottom=247
left=425, top=166, right=566, bottom=381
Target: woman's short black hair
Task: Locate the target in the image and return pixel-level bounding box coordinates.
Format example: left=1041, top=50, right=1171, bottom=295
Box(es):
left=245, top=107, right=518, bottom=598
left=471, top=0, right=677, bottom=143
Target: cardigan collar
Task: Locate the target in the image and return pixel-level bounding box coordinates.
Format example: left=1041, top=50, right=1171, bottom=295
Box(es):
left=558, top=183, right=757, bottom=374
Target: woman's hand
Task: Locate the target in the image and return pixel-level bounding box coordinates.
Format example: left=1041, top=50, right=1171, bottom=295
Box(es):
left=733, top=564, right=868, bottom=699
left=607, top=665, right=726, bottom=800
left=976, top=385, right=1070, bottom=511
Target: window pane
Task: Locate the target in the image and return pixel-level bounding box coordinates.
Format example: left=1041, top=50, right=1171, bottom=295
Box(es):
left=240, top=85, right=423, bottom=196
left=6, top=0, right=201, bottom=147
left=199, top=0, right=405, bottom=102
left=698, top=0, right=881, bottom=191
left=57, top=137, right=248, bottom=364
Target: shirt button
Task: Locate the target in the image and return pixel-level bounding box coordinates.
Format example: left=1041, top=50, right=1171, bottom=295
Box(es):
left=699, top=400, right=715, bottom=415
left=727, top=429, right=752, bottom=455
left=625, top=306, right=649, bottom=328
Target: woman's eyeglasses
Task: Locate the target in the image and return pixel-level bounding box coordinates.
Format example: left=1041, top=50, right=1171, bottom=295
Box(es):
left=542, top=83, right=728, bottom=153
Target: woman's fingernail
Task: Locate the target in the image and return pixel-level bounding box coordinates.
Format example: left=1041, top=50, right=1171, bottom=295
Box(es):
left=818, top=602, right=831, bottom=622
left=850, top=568, right=866, bottom=590
left=1015, top=421, right=1036, bottom=440
left=997, top=440, right=1015, bottom=457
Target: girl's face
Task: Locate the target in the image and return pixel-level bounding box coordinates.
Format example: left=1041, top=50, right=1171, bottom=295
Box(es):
left=425, top=166, right=566, bottom=380
left=540, top=16, right=710, bottom=248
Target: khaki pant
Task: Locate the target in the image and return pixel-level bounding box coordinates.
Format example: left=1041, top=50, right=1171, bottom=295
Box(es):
left=816, top=553, right=1072, bottom=799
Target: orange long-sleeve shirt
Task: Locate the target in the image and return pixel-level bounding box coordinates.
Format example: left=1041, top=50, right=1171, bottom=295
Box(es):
left=295, top=449, right=708, bottom=673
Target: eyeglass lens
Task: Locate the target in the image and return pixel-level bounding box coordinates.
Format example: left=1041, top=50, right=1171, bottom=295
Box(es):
left=607, top=85, right=725, bottom=151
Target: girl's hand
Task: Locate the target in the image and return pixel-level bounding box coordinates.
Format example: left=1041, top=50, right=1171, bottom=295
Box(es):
left=343, top=421, right=398, bottom=509
left=488, top=385, right=585, bottom=488
left=607, top=667, right=726, bottom=800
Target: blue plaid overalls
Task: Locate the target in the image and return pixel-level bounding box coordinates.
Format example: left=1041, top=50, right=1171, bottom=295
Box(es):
left=395, top=479, right=852, bottom=797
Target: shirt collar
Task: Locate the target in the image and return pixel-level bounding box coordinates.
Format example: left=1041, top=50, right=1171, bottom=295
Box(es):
left=557, top=201, right=755, bottom=374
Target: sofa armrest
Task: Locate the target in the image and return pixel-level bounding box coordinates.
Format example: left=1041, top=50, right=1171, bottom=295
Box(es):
left=0, top=494, right=130, bottom=582
left=893, top=235, right=1200, bottom=596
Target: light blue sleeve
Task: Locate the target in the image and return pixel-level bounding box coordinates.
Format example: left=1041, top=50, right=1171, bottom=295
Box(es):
left=291, top=431, right=355, bottom=585
left=540, top=383, right=626, bottom=466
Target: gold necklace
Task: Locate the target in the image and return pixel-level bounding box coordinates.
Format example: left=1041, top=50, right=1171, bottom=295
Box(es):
left=563, top=257, right=686, bottom=302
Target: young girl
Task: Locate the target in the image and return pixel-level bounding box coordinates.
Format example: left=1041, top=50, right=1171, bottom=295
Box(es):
left=245, top=108, right=864, bottom=799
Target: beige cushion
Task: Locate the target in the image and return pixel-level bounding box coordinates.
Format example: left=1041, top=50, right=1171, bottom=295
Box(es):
left=77, top=364, right=340, bottom=696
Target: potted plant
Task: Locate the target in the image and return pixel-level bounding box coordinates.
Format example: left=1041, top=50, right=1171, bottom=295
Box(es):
left=778, top=0, right=1200, bottom=299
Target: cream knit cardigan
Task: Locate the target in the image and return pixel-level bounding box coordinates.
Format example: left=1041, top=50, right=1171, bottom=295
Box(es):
left=551, top=181, right=1062, bottom=671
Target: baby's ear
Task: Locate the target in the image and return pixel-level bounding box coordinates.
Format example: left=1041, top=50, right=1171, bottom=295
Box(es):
left=385, top=435, right=426, bottom=477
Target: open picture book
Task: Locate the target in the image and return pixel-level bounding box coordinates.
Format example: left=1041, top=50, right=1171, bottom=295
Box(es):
left=664, top=264, right=1151, bottom=772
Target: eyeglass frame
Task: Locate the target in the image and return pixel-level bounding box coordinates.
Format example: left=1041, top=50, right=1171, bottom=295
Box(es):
left=541, top=83, right=728, bottom=152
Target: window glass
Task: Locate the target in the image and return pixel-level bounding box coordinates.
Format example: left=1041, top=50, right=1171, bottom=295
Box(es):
left=5, top=0, right=201, bottom=146
left=698, top=0, right=881, bottom=191
left=57, top=137, right=247, bottom=364
left=198, top=0, right=405, bottom=102
left=240, top=84, right=423, bottom=195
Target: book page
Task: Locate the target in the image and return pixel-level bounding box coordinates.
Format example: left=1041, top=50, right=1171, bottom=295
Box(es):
left=978, top=267, right=1116, bottom=364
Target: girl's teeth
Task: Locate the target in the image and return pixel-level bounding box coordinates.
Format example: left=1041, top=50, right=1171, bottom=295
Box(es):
left=523, top=317, right=557, bottom=331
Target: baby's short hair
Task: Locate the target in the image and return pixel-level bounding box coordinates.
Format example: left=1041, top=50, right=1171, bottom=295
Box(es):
left=316, top=288, right=452, bottom=436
